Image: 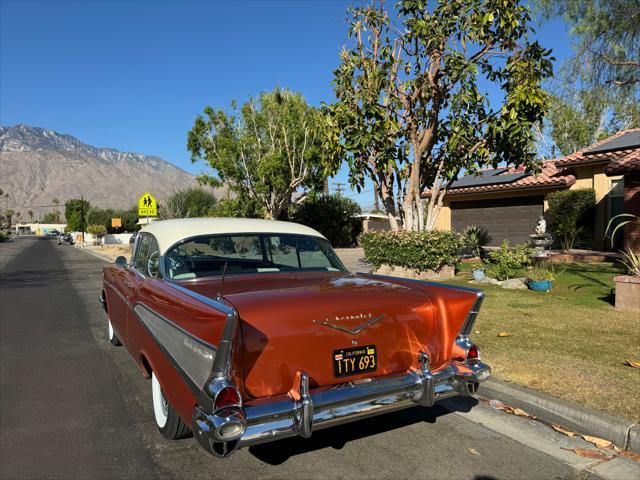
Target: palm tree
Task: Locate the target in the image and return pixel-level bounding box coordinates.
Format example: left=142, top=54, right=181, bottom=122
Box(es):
left=27, top=210, right=34, bottom=221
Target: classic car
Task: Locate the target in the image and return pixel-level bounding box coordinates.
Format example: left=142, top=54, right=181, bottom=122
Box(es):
left=101, top=218, right=490, bottom=457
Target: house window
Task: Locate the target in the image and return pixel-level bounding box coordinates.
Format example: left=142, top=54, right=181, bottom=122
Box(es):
left=608, top=178, right=625, bottom=248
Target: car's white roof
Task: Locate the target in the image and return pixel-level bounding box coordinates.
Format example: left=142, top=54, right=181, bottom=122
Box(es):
left=141, top=217, right=326, bottom=255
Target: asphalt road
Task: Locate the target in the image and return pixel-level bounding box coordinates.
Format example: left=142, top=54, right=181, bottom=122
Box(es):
left=1, top=237, right=637, bottom=480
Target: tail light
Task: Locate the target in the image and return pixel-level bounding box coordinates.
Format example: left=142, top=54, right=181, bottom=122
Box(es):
left=453, top=336, right=481, bottom=362
left=214, top=386, right=241, bottom=411
left=467, top=344, right=479, bottom=360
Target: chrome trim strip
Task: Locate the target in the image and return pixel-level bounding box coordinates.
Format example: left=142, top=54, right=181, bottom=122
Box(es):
left=165, top=280, right=235, bottom=316
left=313, top=314, right=385, bottom=335
left=133, top=303, right=217, bottom=392
left=460, top=291, right=484, bottom=336
left=356, top=272, right=483, bottom=294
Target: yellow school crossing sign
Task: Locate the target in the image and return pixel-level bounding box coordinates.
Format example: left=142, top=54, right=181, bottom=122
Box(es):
left=138, top=192, right=158, bottom=217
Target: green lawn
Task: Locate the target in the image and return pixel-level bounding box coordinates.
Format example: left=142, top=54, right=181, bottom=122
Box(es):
left=445, top=262, right=640, bottom=421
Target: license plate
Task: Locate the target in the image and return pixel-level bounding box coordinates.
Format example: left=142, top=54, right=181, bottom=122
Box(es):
left=333, top=345, right=377, bottom=378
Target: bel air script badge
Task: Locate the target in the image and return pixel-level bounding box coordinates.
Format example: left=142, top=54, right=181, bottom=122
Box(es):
left=313, top=313, right=385, bottom=335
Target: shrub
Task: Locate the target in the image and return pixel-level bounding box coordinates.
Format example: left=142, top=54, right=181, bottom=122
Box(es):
left=487, top=240, right=533, bottom=280
left=547, top=189, right=596, bottom=251
left=361, top=230, right=461, bottom=272
left=291, top=195, right=362, bottom=247
left=87, top=224, right=107, bottom=236
left=461, top=225, right=492, bottom=258
left=158, top=187, right=218, bottom=220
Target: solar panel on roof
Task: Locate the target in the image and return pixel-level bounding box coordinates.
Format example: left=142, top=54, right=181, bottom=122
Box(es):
left=585, top=131, right=640, bottom=155
left=449, top=172, right=528, bottom=189
left=478, top=167, right=508, bottom=177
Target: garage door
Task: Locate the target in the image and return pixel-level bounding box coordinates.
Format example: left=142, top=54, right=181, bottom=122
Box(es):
left=451, top=196, right=543, bottom=246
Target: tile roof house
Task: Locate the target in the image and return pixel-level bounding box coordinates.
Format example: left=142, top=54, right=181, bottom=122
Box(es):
left=423, top=129, right=640, bottom=250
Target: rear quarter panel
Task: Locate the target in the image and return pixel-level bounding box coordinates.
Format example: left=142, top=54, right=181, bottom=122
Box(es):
left=128, top=280, right=237, bottom=425
left=357, top=274, right=481, bottom=363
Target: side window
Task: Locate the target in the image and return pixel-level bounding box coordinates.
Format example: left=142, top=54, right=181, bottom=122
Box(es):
left=147, top=237, right=160, bottom=278
left=135, top=234, right=152, bottom=273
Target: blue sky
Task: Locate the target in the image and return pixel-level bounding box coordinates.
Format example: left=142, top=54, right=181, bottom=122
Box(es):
left=1, top=0, right=572, bottom=210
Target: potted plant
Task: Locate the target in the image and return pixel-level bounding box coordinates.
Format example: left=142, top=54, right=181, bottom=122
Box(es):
left=606, top=214, right=640, bottom=312
left=470, top=261, right=487, bottom=281
left=613, top=248, right=640, bottom=312
left=527, top=264, right=556, bottom=292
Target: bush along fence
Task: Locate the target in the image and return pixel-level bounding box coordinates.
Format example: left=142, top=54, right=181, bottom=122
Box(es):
left=361, top=230, right=461, bottom=280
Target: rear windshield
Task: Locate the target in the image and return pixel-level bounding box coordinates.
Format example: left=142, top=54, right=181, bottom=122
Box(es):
left=165, top=233, right=346, bottom=280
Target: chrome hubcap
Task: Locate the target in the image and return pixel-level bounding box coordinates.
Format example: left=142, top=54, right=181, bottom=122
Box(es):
left=160, top=392, right=169, bottom=417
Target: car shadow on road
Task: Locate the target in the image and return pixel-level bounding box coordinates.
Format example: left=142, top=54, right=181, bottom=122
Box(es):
left=248, top=397, right=478, bottom=465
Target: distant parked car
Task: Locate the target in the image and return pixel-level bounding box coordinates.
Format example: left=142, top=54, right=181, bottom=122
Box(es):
left=45, top=230, right=60, bottom=237
left=101, top=218, right=491, bottom=457
left=57, top=233, right=74, bottom=245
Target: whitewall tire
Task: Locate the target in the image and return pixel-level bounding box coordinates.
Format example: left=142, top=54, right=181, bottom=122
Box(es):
left=152, top=372, right=169, bottom=429
left=151, top=372, right=190, bottom=439
left=108, top=319, right=122, bottom=346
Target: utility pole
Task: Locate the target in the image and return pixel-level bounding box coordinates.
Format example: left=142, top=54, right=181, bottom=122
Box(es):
left=81, top=195, right=85, bottom=246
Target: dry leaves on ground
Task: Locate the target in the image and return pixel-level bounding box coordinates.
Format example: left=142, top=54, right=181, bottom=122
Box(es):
left=468, top=448, right=481, bottom=456
left=562, top=448, right=612, bottom=460
left=497, top=332, right=512, bottom=337
left=551, top=424, right=576, bottom=438
left=488, top=399, right=534, bottom=419
left=582, top=435, right=612, bottom=449
left=623, top=360, right=640, bottom=369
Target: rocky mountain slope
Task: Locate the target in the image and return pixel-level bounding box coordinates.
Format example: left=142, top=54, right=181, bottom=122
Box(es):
left=0, top=125, right=207, bottom=220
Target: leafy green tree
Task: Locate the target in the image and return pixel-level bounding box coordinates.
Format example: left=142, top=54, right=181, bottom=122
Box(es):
left=324, top=0, right=553, bottom=231
left=536, top=0, right=639, bottom=88
left=64, top=198, right=91, bottom=232
left=209, top=195, right=262, bottom=218
left=291, top=195, right=363, bottom=247
left=3, top=209, right=15, bottom=229
left=120, top=207, right=140, bottom=232
left=42, top=212, right=59, bottom=224
left=27, top=210, right=34, bottom=221
left=547, top=189, right=596, bottom=251
left=188, top=88, right=326, bottom=220
left=158, top=187, right=218, bottom=220
left=86, top=206, right=140, bottom=232
left=87, top=224, right=108, bottom=244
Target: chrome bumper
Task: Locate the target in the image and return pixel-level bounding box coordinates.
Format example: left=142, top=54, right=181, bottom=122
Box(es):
left=192, top=359, right=489, bottom=455
left=238, top=360, right=490, bottom=448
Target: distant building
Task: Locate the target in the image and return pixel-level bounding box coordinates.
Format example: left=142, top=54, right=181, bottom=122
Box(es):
left=13, top=223, right=67, bottom=235
left=423, top=129, right=639, bottom=250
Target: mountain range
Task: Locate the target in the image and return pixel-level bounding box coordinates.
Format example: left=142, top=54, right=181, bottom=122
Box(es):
left=0, top=125, right=211, bottom=220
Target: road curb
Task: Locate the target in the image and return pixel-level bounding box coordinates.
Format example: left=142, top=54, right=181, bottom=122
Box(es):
left=479, top=377, right=639, bottom=453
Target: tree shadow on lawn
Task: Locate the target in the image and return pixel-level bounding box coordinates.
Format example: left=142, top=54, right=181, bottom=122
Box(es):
left=563, top=270, right=617, bottom=307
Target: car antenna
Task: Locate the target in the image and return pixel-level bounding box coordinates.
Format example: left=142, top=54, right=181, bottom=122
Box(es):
left=217, top=262, right=228, bottom=303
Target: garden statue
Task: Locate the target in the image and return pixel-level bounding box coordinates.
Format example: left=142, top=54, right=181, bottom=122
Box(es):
left=529, top=215, right=552, bottom=257
left=535, top=215, right=546, bottom=235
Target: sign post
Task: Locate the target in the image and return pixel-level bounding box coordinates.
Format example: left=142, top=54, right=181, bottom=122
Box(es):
left=138, top=192, right=158, bottom=225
